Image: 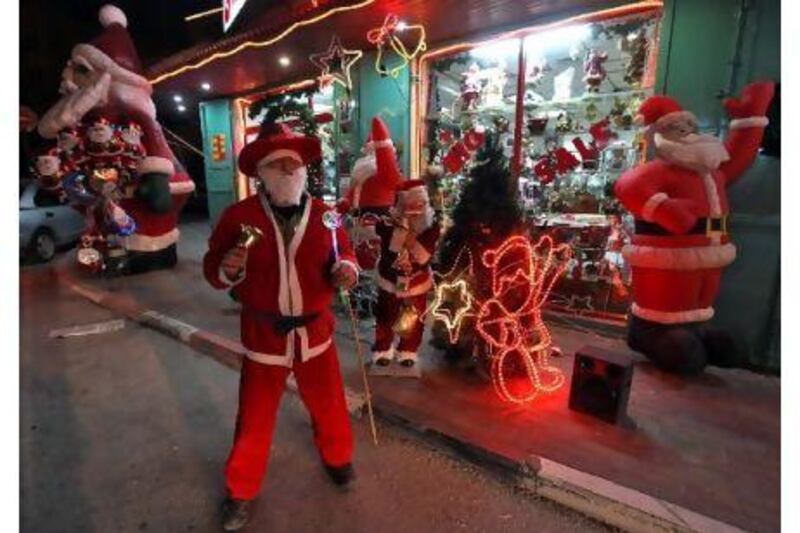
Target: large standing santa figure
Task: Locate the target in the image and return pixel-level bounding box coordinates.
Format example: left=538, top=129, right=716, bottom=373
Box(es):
left=614, top=81, right=774, bottom=374
left=37, top=4, right=194, bottom=273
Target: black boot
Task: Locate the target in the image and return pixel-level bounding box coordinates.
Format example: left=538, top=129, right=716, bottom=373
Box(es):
left=628, top=315, right=708, bottom=375
left=325, top=462, right=356, bottom=488
left=221, top=498, right=252, bottom=531
left=692, top=323, right=746, bottom=369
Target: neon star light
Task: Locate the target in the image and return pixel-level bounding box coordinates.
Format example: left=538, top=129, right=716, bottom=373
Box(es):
left=475, top=234, right=572, bottom=404
left=309, top=36, right=363, bottom=91
left=430, top=279, right=474, bottom=344
left=366, top=14, right=427, bottom=78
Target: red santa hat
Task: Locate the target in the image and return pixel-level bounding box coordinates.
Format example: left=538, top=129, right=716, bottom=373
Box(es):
left=71, top=5, right=151, bottom=93
left=238, top=122, right=321, bottom=177
left=635, top=95, right=697, bottom=131
left=354, top=117, right=402, bottom=208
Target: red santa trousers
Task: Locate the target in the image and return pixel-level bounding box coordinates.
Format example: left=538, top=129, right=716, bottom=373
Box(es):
left=224, top=344, right=353, bottom=500
left=373, top=289, right=429, bottom=353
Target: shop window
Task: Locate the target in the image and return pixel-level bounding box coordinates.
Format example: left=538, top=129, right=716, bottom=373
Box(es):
left=419, top=7, right=662, bottom=321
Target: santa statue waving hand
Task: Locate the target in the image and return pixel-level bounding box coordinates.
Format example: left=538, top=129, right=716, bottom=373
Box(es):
left=614, top=81, right=774, bottom=374
left=203, top=122, right=359, bottom=531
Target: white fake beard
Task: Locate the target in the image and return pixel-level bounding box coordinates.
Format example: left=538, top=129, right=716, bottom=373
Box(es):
left=654, top=132, right=730, bottom=172
left=38, top=72, right=112, bottom=139
left=351, top=154, right=377, bottom=186
left=260, top=167, right=308, bottom=206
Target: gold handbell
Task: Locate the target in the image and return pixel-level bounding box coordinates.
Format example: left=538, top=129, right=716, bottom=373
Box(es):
left=392, top=302, right=420, bottom=338
left=237, top=224, right=264, bottom=250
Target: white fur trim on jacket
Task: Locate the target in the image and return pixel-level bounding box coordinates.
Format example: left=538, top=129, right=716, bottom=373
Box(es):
left=99, top=5, right=127, bottom=28
left=396, top=350, right=418, bottom=363
left=335, top=259, right=360, bottom=277
left=372, top=139, right=394, bottom=149
left=622, top=242, right=736, bottom=270
left=641, top=192, right=669, bottom=222
left=169, top=180, right=196, bottom=195
left=730, top=116, right=769, bottom=129
left=257, top=192, right=330, bottom=366
left=138, top=156, right=174, bottom=176
left=72, top=43, right=151, bottom=92
left=631, top=303, right=714, bottom=324
left=377, top=274, right=433, bottom=297
left=123, top=227, right=179, bottom=252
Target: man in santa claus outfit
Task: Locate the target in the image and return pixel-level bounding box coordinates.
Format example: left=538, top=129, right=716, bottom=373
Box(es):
left=203, top=122, right=359, bottom=531
left=37, top=4, right=195, bottom=273
left=372, top=179, right=440, bottom=367
left=614, top=81, right=774, bottom=374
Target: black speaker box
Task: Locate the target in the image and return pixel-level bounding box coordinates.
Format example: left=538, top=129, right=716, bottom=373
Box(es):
left=568, top=345, right=634, bottom=425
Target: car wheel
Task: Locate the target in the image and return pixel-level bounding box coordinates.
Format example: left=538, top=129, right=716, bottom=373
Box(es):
left=30, top=228, right=56, bottom=263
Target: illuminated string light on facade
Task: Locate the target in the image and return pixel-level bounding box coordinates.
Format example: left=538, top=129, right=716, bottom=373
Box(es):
left=150, top=0, right=376, bottom=85
left=430, top=279, right=474, bottom=345
left=278, top=56, right=291, bottom=67
left=309, top=36, right=362, bottom=90
left=366, top=13, right=427, bottom=78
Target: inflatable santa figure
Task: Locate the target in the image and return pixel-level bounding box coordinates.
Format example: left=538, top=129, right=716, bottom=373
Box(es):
left=372, top=179, right=441, bottom=367
left=37, top=4, right=195, bottom=273
left=614, top=81, right=774, bottom=374
left=338, top=117, right=402, bottom=270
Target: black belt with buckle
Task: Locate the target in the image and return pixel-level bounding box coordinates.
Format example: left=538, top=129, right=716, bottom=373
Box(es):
left=635, top=217, right=728, bottom=236
left=249, top=310, right=320, bottom=335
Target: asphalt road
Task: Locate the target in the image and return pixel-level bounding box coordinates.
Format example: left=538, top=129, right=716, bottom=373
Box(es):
left=21, top=263, right=610, bottom=533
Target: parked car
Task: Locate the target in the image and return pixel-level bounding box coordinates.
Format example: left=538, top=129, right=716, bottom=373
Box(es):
left=19, top=181, right=86, bottom=262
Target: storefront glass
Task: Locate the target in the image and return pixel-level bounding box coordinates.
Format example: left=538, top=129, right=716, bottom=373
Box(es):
left=419, top=8, right=662, bottom=320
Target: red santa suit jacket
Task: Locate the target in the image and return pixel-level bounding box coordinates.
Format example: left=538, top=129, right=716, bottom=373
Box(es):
left=203, top=192, right=358, bottom=367
left=375, top=217, right=440, bottom=298
left=615, top=119, right=767, bottom=270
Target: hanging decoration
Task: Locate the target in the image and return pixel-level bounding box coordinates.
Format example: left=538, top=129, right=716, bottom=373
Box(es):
left=620, top=27, right=648, bottom=87
left=475, top=235, right=572, bottom=404
left=582, top=49, right=608, bottom=93
left=309, top=35, right=363, bottom=91
left=366, top=14, right=427, bottom=78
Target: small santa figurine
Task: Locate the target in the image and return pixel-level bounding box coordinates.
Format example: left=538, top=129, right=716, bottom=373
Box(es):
left=85, top=115, right=124, bottom=157
left=57, top=126, right=86, bottom=170
left=614, top=81, right=774, bottom=374
left=372, top=179, right=441, bottom=367
left=33, top=147, right=65, bottom=192
left=203, top=122, right=359, bottom=531
left=583, top=49, right=608, bottom=93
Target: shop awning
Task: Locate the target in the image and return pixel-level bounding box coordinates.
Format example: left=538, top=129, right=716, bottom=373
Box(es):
left=146, top=0, right=641, bottom=108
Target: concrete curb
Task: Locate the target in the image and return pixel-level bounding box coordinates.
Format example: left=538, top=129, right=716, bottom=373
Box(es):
left=58, top=272, right=744, bottom=533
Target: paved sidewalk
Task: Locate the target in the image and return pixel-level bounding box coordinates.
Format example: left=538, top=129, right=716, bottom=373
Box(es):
left=56, top=221, right=780, bottom=532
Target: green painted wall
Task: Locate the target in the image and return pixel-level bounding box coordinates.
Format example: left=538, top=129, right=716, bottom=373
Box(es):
left=655, top=0, right=781, bottom=371
left=357, top=52, right=412, bottom=176
left=199, top=100, right=236, bottom=225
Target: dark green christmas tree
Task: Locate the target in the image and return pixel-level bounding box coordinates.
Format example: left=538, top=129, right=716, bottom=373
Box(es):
left=433, top=133, right=526, bottom=365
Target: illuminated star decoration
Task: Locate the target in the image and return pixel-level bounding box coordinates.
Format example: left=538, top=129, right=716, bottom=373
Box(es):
left=309, top=36, right=363, bottom=91
left=430, top=279, right=475, bottom=345
left=366, top=13, right=427, bottom=78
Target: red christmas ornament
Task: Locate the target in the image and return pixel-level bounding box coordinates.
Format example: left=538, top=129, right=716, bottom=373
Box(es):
left=463, top=129, right=486, bottom=151
left=442, top=141, right=471, bottom=174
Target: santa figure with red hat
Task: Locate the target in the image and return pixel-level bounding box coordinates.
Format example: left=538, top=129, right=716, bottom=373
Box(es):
left=614, top=81, right=774, bottom=374
left=371, top=176, right=440, bottom=367
left=337, top=117, right=402, bottom=270
left=37, top=4, right=195, bottom=273
left=203, top=122, right=359, bottom=530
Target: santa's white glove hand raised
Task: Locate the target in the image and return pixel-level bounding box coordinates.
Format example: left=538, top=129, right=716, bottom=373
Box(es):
left=330, top=261, right=358, bottom=290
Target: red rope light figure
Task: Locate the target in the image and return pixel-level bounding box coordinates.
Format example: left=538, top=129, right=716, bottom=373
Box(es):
left=475, top=235, right=572, bottom=404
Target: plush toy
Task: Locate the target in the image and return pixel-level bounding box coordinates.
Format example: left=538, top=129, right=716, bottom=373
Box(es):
left=613, top=81, right=775, bottom=374
left=583, top=49, right=608, bottom=93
